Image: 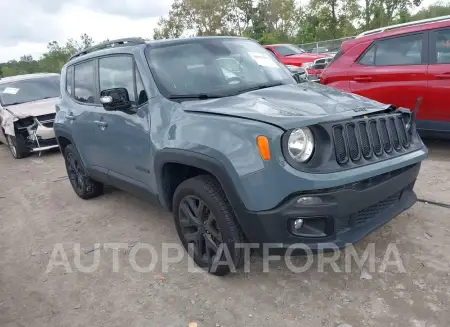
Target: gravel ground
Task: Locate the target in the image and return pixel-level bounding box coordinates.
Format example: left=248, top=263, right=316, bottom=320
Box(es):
left=0, top=140, right=449, bottom=327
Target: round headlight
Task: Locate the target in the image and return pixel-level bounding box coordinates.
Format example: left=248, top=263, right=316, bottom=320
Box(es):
left=287, top=127, right=314, bottom=162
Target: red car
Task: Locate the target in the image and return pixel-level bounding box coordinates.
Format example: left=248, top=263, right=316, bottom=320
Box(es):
left=321, top=16, right=450, bottom=137
left=264, top=44, right=332, bottom=80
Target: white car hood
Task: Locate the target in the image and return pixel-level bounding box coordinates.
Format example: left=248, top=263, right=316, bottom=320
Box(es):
left=4, top=97, right=59, bottom=118
left=0, top=97, right=59, bottom=136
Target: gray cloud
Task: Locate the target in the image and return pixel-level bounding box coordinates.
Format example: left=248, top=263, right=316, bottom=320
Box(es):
left=81, top=0, right=171, bottom=18
left=0, top=0, right=171, bottom=46
left=0, top=2, right=63, bottom=47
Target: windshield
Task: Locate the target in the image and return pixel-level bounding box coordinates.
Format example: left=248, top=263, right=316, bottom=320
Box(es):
left=0, top=75, right=60, bottom=106
left=274, top=45, right=305, bottom=56
left=146, top=39, right=295, bottom=99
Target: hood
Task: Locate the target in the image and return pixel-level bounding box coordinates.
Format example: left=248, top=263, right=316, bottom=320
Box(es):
left=4, top=97, right=59, bottom=119
left=181, top=83, right=392, bottom=130
left=286, top=53, right=330, bottom=60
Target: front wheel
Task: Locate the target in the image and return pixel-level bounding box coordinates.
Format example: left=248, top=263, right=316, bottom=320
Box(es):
left=6, top=134, right=30, bottom=159
left=64, top=144, right=104, bottom=199
left=173, top=175, right=244, bottom=276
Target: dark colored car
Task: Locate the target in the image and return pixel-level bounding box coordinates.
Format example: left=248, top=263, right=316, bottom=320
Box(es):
left=55, top=37, right=427, bottom=275
left=321, top=16, right=450, bottom=137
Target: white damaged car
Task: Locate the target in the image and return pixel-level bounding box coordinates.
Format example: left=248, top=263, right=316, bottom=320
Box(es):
left=0, top=73, right=60, bottom=159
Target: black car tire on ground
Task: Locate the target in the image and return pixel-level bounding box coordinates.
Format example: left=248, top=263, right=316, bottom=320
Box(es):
left=64, top=144, right=104, bottom=199
left=6, top=134, right=30, bottom=159
left=173, top=174, right=244, bottom=276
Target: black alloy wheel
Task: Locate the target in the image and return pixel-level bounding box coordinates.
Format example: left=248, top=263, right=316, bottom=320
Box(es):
left=178, top=195, right=223, bottom=265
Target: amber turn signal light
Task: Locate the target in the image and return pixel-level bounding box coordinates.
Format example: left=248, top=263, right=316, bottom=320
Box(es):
left=257, top=136, right=271, bottom=160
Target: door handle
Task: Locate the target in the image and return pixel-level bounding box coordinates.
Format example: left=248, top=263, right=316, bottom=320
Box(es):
left=435, top=73, right=450, bottom=79
left=353, top=76, right=373, bottom=82
left=94, top=120, right=108, bottom=128
left=66, top=113, right=76, bottom=121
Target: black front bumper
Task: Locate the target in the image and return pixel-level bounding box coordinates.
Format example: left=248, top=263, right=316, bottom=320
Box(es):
left=241, top=163, right=420, bottom=249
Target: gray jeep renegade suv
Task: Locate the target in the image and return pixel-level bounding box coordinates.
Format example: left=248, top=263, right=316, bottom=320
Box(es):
left=55, top=37, right=428, bottom=275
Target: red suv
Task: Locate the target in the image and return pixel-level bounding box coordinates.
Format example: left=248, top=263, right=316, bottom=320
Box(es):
left=264, top=44, right=332, bottom=80
left=321, top=16, right=450, bottom=137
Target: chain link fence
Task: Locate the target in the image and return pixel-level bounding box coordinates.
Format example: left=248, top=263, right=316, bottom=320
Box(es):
left=298, top=36, right=355, bottom=53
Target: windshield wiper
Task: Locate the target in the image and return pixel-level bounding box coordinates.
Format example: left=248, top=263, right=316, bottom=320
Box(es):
left=5, top=102, right=23, bottom=106
left=235, top=82, right=284, bottom=95
left=168, top=94, right=223, bottom=100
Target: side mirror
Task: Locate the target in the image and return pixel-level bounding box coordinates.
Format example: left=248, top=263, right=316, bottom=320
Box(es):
left=100, top=88, right=132, bottom=111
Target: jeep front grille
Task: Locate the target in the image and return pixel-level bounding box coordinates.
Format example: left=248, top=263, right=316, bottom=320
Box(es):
left=332, top=115, right=410, bottom=165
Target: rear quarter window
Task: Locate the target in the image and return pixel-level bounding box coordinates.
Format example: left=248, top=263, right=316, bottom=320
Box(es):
left=66, top=66, right=73, bottom=95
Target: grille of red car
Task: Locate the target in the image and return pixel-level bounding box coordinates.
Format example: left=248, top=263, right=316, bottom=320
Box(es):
left=332, top=114, right=410, bottom=165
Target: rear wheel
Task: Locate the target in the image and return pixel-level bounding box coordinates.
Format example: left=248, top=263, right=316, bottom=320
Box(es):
left=173, top=175, right=244, bottom=276
left=6, top=134, right=30, bottom=159
left=64, top=144, right=103, bottom=199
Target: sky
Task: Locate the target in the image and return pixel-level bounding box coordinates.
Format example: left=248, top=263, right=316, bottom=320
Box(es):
left=0, top=0, right=173, bottom=62
left=0, top=0, right=440, bottom=62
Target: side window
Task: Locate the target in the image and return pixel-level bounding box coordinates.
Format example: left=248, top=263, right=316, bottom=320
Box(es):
left=74, top=60, right=95, bottom=103
left=99, top=56, right=135, bottom=104
left=66, top=66, right=73, bottom=95
left=435, top=29, right=450, bottom=64
left=359, top=34, right=423, bottom=66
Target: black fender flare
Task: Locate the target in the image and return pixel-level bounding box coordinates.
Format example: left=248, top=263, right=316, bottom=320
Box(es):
left=53, top=128, right=76, bottom=152
left=154, top=148, right=248, bottom=222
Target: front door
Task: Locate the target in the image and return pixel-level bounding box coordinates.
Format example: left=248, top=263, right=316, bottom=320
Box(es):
left=95, top=55, right=155, bottom=198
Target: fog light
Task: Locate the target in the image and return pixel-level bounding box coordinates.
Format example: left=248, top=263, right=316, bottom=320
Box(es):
left=294, top=218, right=304, bottom=230
left=296, top=196, right=323, bottom=205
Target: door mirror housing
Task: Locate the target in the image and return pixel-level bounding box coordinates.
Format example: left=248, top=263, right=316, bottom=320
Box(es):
left=100, top=88, right=132, bottom=111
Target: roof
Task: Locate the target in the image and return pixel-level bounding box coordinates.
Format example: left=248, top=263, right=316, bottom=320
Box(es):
left=343, top=15, right=450, bottom=50
left=67, top=36, right=251, bottom=65
left=0, top=73, right=59, bottom=84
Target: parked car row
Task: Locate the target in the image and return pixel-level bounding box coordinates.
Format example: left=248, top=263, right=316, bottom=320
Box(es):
left=0, top=33, right=432, bottom=275
left=263, top=43, right=334, bottom=80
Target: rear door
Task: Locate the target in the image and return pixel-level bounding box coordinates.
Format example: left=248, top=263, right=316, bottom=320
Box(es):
left=64, top=60, right=106, bottom=179
left=349, top=33, right=428, bottom=112
left=426, top=27, right=450, bottom=127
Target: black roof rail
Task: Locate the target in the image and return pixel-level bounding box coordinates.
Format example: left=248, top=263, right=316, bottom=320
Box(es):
left=69, top=37, right=146, bottom=61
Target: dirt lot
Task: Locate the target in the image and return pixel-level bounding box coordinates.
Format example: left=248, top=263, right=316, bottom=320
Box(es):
left=0, top=140, right=449, bottom=327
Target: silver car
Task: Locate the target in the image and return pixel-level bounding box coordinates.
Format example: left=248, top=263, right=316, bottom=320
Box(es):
left=0, top=73, right=60, bottom=159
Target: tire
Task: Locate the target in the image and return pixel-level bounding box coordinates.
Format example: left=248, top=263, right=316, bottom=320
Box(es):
left=64, top=144, right=103, bottom=199
left=173, top=175, right=244, bottom=276
left=6, top=134, right=30, bottom=159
